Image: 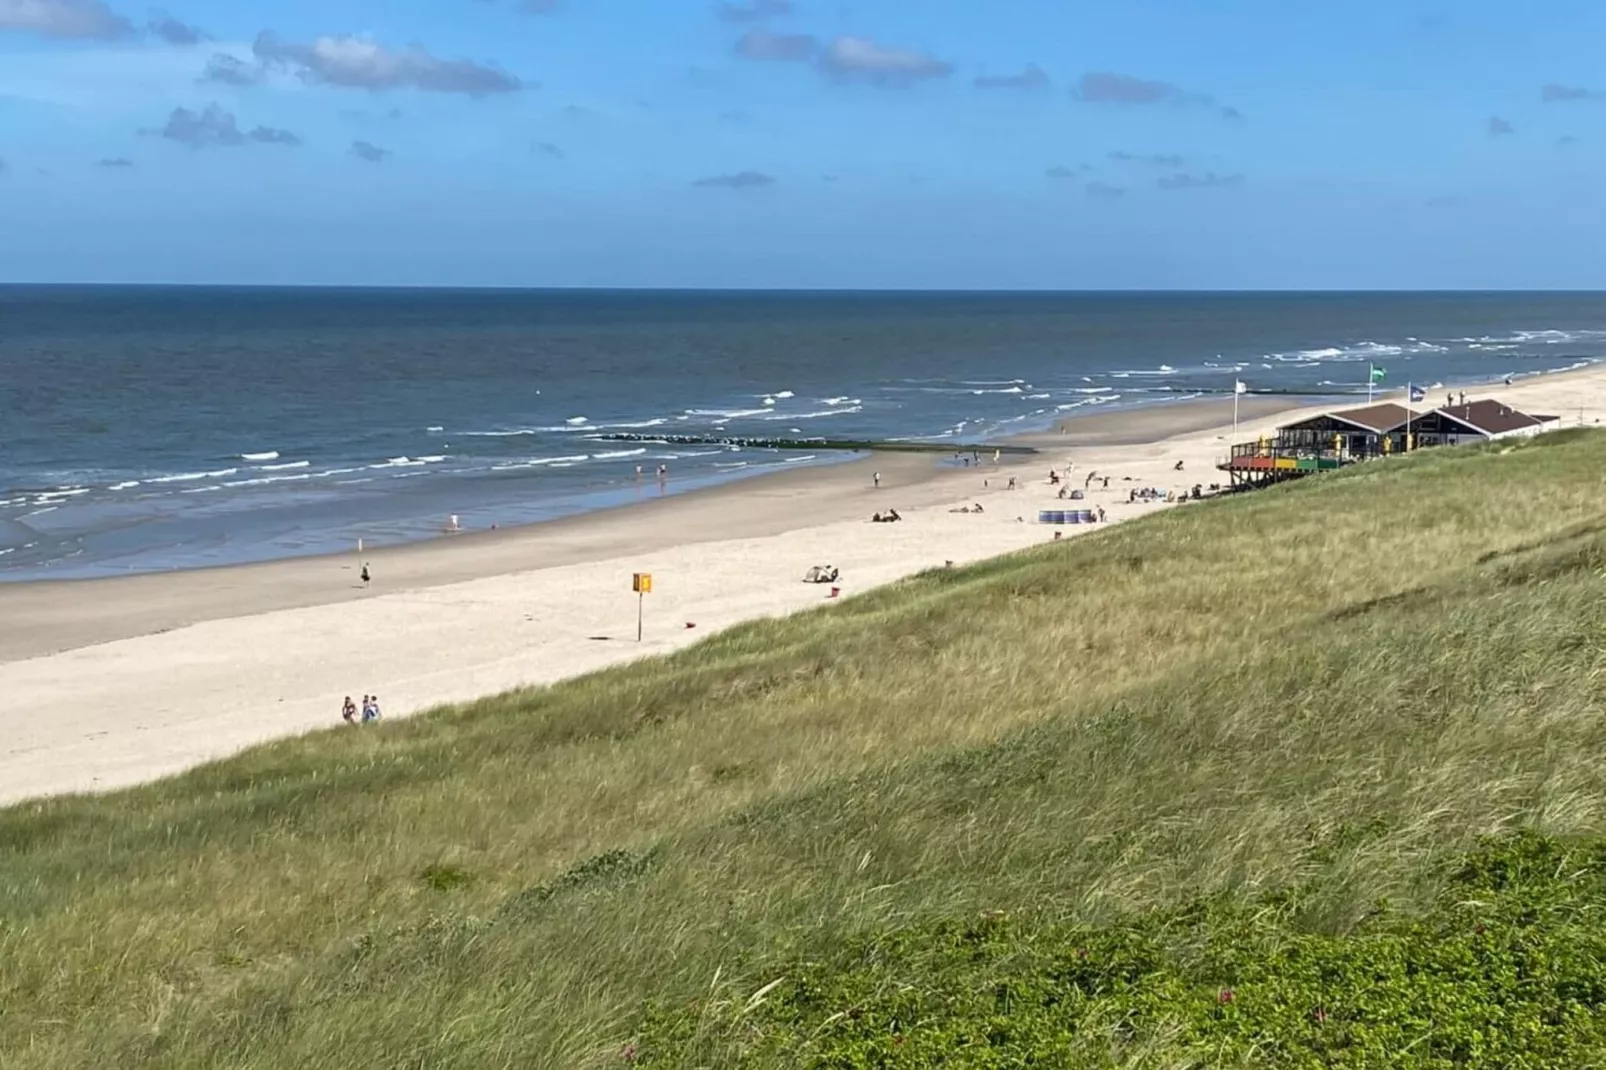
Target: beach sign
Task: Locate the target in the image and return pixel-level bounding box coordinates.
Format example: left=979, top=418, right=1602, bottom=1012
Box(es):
left=632, top=572, right=652, bottom=641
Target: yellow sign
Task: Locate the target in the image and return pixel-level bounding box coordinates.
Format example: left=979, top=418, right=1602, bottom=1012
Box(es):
left=633, top=573, right=652, bottom=594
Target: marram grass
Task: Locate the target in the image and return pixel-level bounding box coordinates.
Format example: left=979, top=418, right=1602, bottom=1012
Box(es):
left=3, top=430, right=1606, bottom=1068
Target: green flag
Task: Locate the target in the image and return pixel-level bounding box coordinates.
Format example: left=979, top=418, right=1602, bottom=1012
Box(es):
left=1369, top=364, right=1386, bottom=383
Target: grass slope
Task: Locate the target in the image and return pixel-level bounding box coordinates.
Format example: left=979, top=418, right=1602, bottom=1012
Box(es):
left=4, top=431, right=1606, bottom=1067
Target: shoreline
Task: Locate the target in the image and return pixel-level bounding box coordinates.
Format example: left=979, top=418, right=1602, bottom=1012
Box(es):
left=0, top=393, right=1310, bottom=663
left=2, top=369, right=1600, bottom=805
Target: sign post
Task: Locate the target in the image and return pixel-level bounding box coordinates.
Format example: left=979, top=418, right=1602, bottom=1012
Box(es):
left=632, top=572, right=652, bottom=642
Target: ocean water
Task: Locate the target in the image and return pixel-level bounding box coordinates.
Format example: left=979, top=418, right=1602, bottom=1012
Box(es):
left=4, top=287, right=1605, bottom=581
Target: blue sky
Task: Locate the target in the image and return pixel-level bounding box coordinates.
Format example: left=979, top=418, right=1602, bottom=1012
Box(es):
left=1, top=0, right=1604, bottom=288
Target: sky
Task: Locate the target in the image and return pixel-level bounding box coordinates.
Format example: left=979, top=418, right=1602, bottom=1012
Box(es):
left=1, top=0, right=1605, bottom=288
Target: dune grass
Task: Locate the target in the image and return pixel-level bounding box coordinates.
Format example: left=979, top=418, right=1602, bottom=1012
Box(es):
left=4, top=430, right=1606, bottom=1067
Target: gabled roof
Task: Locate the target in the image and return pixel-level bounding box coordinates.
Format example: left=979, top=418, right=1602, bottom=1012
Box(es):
left=1324, top=403, right=1417, bottom=434
left=1432, top=399, right=1548, bottom=436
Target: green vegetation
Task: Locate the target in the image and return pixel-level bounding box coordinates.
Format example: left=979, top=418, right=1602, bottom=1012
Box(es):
left=5, top=430, right=1606, bottom=1068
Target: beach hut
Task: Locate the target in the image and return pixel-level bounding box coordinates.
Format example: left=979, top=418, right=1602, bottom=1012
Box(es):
left=1218, top=402, right=1417, bottom=489
left=1409, top=399, right=1560, bottom=447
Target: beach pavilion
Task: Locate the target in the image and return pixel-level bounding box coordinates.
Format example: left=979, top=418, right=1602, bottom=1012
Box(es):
left=1408, top=399, right=1560, bottom=447
left=1219, top=402, right=1418, bottom=487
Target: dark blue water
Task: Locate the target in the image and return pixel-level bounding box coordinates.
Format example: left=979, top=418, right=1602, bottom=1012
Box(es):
left=4, top=288, right=1605, bottom=580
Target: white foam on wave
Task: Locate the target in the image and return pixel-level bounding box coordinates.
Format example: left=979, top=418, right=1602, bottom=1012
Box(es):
left=600, top=418, right=668, bottom=430
left=22, top=506, right=57, bottom=517
left=566, top=416, right=589, bottom=426
left=970, top=386, right=1025, bottom=395
left=686, top=407, right=773, bottom=420
left=490, top=454, right=591, bottom=471
left=108, top=480, right=141, bottom=491
left=223, top=473, right=314, bottom=488
left=371, top=457, right=427, bottom=469
left=150, top=468, right=237, bottom=484
left=1027, top=392, right=1052, bottom=399
left=823, top=396, right=861, bottom=406
left=259, top=460, right=310, bottom=471
left=592, top=448, right=647, bottom=460
left=426, top=426, right=445, bottom=432
left=240, top=451, right=279, bottom=462
left=761, top=405, right=862, bottom=421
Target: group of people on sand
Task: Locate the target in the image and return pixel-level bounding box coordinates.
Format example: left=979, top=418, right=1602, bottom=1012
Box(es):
left=341, top=694, right=383, bottom=725
left=871, top=508, right=902, bottom=523
left=949, top=502, right=985, bottom=514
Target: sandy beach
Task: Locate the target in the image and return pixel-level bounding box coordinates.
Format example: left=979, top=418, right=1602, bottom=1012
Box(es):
left=2, top=376, right=1600, bottom=805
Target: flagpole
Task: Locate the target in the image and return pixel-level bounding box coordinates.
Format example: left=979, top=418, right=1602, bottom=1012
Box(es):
left=1233, top=383, right=1240, bottom=441
left=1368, top=363, right=1374, bottom=406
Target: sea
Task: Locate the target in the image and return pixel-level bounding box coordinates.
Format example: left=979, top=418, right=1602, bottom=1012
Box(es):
left=4, top=288, right=1605, bottom=581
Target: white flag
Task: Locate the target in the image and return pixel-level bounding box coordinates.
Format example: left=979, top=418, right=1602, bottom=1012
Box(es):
left=1234, top=380, right=1248, bottom=395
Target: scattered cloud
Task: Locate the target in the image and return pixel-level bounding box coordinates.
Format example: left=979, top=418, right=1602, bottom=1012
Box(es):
left=1541, top=84, right=1604, bottom=103
left=1156, top=172, right=1245, bottom=190
left=97, top=156, right=134, bottom=167
left=148, top=12, right=202, bottom=45
left=1086, top=182, right=1126, bottom=198
left=143, top=104, right=241, bottom=147
left=249, top=125, right=301, bottom=145
left=820, top=174, right=838, bottom=183
left=200, top=53, right=262, bottom=86
left=139, top=102, right=301, bottom=147
left=142, top=104, right=299, bottom=149
left=1108, top=151, right=1186, bottom=167
left=534, top=140, right=564, bottom=158
left=1425, top=195, right=1459, bottom=209
left=1558, top=135, right=1580, bottom=148
left=822, top=35, right=951, bottom=86
left=717, top=0, right=790, bottom=21
left=252, top=31, right=522, bottom=95
left=350, top=139, right=391, bottom=162
left=1045, top=165, right=1087, bottom=180
left=1073, top=71, right=1238, bottom=118
left=693, top=170, right=776, bottom=188
left=717, top=109, right=750, bottom=123
left=735, top=28, right=817, bottom=62
left=1486, top=115, right=1514, bottom=136
left=0, top=0, right=133, bottom=39
left=973, top=64, right=1049, bottom=91
left=560, top=104, right=592, bottom=118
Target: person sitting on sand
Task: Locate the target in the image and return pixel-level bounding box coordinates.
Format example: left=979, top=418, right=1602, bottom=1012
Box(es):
left=1174, top=460, right=1184, bottom=471
left=872, top=512, right=884, bottom=523
left=342, top=696, right=357, bottom=725
left=1049, top=470, right=1060, bottom=485
left=1096, top=506, right=1106, bottom=522
left=972, top=502, right=983, bottom=514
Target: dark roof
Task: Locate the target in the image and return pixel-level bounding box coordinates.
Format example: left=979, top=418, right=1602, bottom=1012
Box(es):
left=1433, top=399, right=1547, bottom=435
left=1324, top=403, right=1417, bottom=434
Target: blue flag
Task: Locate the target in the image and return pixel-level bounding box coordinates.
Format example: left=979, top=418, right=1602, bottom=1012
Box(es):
left=1409, top=385, right=1426, bottom=403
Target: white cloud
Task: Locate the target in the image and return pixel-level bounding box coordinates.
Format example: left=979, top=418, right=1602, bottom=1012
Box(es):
left=821, top=36, right=951, bottom=85
left=0, top=0, right=133, bottom=40
left=252, top=31, right=522, bottom=95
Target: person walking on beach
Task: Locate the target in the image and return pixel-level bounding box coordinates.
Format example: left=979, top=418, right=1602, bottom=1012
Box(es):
left=362, top=695, right=381, bottom=723
left=360, top=562, right=371, bottom=587
left=873, top=471, right=881, bottom=489
left=341, top=696, right=357, bottom=725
